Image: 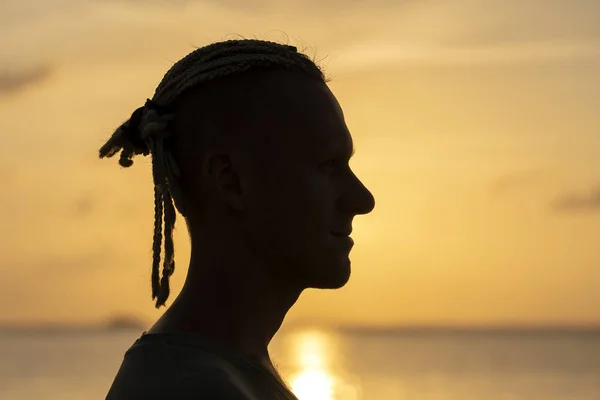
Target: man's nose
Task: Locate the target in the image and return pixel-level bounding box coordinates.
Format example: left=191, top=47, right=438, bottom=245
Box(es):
left=341, top=172, right=375, bottom=216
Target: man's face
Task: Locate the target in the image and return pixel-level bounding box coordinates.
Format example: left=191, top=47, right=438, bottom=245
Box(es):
left=239, top=73, right=375, bottom=290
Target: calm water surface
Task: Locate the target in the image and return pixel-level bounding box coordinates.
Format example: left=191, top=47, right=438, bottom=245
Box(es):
left=1, top=328, right=599, bottom=399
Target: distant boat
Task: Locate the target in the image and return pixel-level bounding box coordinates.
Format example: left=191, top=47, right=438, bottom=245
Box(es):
left=105, top=316, right=147, bottom=331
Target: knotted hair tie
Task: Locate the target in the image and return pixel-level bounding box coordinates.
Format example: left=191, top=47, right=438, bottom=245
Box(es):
left=137, top=99, right=181, bottom=181
left=101, top=98, right=175, bottom=168
left=126, top=99, right=174, bottom=150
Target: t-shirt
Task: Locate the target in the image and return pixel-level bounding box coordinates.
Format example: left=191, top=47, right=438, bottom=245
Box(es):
left=105, top=332, right=299, bottom=400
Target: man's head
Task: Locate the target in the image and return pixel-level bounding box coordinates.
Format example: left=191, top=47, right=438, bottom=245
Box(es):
left=99, top=40, right=375, bottom=307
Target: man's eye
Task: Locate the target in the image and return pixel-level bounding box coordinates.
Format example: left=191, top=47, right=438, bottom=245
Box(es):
left=321, top=159, right=338, bottom=169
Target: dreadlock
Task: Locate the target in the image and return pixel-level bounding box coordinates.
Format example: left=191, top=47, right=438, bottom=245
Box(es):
left=99, top=39, right=326, bottom=308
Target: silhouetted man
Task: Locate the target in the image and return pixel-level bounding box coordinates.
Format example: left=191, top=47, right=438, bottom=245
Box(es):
left=102, top=39, right=375, bottom=400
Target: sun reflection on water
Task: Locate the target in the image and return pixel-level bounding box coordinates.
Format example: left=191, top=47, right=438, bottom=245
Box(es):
left=292, top=368, right=335, bottom=400
left=286, top=329, right=359, bottom=400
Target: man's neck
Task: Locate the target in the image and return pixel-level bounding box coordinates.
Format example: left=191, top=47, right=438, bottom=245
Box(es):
left=149, top=250, right=303, bottom=363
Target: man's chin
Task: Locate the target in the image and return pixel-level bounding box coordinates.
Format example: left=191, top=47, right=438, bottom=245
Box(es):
left=320, top=278, right=350, bottom=290
left=309, top=262, right=351, bottom=290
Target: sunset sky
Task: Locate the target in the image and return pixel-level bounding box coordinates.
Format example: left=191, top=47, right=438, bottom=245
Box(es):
left=1, top=0, right=599, bottom=327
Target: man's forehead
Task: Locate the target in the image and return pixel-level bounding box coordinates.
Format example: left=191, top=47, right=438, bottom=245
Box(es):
left=254, top=73, right=353, bottom=156
left=174, top=70, right=353, bottom=165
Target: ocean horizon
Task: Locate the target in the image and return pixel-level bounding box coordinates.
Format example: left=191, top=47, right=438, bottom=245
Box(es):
left=2, top=316, right=600, bottom=333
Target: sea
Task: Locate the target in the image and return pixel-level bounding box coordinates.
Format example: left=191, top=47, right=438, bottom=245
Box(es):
left=1, top=327, right=599, bottom=400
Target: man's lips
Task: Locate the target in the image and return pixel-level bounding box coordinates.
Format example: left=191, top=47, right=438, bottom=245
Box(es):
left=330, top=229, right=352, bottom=237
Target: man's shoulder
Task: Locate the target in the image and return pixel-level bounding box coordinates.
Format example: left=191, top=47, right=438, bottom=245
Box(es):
left=106, top=335, right=255, bottom=400
left=107, top=362, right=253, bottom=400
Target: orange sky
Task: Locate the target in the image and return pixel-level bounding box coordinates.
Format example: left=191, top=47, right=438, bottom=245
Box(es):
left=1, top=0, right=599, bottom=327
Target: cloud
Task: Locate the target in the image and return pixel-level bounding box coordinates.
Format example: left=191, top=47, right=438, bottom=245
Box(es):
left=491, top=170, right=549, bottom=195
left=70, top=192, right=140, bottom=220
left=89, top=0, right=393, bottom=8
left=552, top=186, right=600, bottom=213
left=333, top=40, right=600, bottom=72
left=0, top=65, right=53, bottom=95
left=92, top=0, right=192, bottom=4
left=73, top=193, right=96, bottom=218
left=7, top=248, right=120, bottom=284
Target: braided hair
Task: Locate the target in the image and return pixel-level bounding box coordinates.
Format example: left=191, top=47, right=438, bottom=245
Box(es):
left=99, top=39, right=327, bottom=308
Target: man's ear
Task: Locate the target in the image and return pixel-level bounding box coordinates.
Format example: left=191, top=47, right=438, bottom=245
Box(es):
left=203, top=152, right=244, bottom=211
